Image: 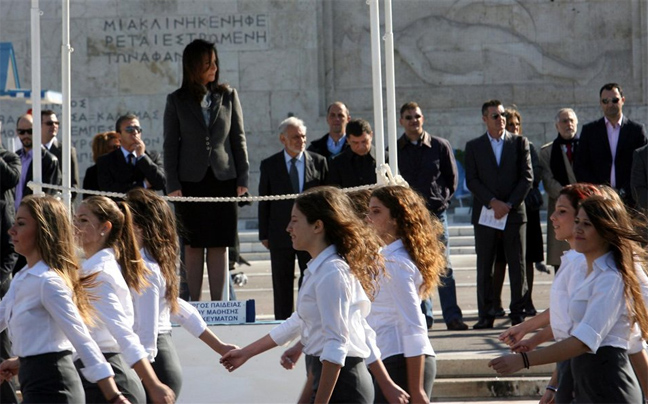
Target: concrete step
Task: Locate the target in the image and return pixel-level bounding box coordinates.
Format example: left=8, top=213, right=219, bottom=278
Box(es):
left=433, top=376, right=548, bottom=399
left=436, top=351, right=553, bottom=378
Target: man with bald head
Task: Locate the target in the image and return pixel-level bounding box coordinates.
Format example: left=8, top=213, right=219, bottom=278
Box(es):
left=539, top=108, right=579, bottom=270
left=307, top=102, right=350, bottom=161
left=14, top=113, right=61, bottom=212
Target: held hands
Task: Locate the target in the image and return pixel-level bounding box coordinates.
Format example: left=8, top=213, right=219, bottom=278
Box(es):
left=220, top=347, right=251, bottom=372
left=498, top=323, right=527, bottom=347
left=490, top=199, right=511, bottom=219
left=510, top=337, right=539, bottom=353
left=0, top=357, right=19, bottom=383
left=280, top=342, right=303, bottom=370
left=488, top=353, right=524, bottom=376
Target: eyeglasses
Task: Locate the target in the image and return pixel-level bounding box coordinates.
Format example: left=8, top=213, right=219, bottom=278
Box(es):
left=490, top=112, right=508, bottom=119
left=404, top=114, right=422, bottom=120
left=601, top=97, right=621, bottom=105
left=17, top=129, right=33, bottom=135
left=124, top=126, right=142, bottom=134
left=44, top=121, right=59, bottom=126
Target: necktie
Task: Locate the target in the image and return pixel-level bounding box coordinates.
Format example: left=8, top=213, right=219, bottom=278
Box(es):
left=290, top=158, right=299, bottom=193
left=565, top=143, right=573, bottom=163
left=128, top=153, right=135, bottom=166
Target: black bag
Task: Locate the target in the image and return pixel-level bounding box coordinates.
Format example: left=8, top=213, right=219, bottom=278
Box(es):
left=525, top=188, right=543, bottom=211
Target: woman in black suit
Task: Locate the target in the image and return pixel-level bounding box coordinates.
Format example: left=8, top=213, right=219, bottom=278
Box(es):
left=163, top=39, right=249, bottom=301
left=83, top=131, right=120, bottom=200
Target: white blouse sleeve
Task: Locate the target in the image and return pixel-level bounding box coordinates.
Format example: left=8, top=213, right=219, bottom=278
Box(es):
left=269, top=311, right=303, bottom=346
left=92, top=278, right=148, bottom=367
left=171, top=298, right=207, bottom=338
left=131, top=277, right=161, bottom=362
left=41, top=275, right=114, bottom=382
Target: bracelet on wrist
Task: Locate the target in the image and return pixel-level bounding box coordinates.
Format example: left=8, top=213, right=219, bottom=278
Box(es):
left=108, top=392, right=124, bottom=404
left=519, top=352, right=530, bottom=369
left=546, top=385, right=558, bottom=392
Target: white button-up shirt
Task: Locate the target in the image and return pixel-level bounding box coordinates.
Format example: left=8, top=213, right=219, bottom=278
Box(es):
left=81, top=248, right=147, bottom=367
left=269, top=245, right=380, bottom=366
left=0, top=261, right=114, bottom=382
left=569, top=252, right=637, bottom=353
left=366, top=240, right=434, bottom=363
left=550, top=250, right=586, bottom=341
left=133, top=249, right=206, bottom=361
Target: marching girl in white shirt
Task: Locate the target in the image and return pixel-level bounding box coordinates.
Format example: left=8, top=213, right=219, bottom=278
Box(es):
left=490, top=195, right=648, bottom=403
left=365, top=185, right=446, bottom=403
left=0, top=196, right=127, bottom=403
left=221, top=186, right=408, bottom=403
left=124, top=188, right=238, bottom=399
left=74, top=196, right=174, bottom=404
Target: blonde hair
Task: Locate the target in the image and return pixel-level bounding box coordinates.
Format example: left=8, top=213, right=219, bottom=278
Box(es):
left=20, top=196, right=96, bottom=324
left=371, top=186, right=447, bottom=298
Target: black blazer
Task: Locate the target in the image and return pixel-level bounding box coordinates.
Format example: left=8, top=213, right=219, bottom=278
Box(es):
left=307, top=133, right=349, bottom=161
left=464, top=132, right=532, bottom=225
left=258, top=151, right=328, bottom=249
left=96, top=148, right=166, bottom=194
left=16, top=147, right=61, bottom=198
left=574, top=116, right=647, bottom=200
left=0, top=146, right=20, bottom=206
left=326, top=148, right=376, bottom=188
left=48, top=139, right=80, bottom=201
left=163, top=87, right=249, bottom=193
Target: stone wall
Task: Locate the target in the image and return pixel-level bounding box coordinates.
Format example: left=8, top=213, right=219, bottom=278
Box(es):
left=1, top=0, right=648, bottom=220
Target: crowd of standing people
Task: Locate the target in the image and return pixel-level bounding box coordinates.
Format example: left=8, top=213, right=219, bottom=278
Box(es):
left=0, top=34, right=648, bottom=403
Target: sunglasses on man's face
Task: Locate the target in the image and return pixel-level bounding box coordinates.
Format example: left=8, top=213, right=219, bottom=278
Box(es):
left=17, top=129, right=33, bottom=135
left=403, top=114, right=422, bottom=121
left=124, top=126, right=142, bottom=134
left=489, top=112, right=508, bottom=120
left=601, top=97, right=621, bottom=105
left=44, top=121, right=59, bottom=126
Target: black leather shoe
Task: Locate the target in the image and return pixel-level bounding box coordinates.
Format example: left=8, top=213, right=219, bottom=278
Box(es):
left=510, top=315, right=525, bottom=326
left=473, top=318, right=494, bottom=329
left=494, top=308, right=506, bottom=317
left=525, top=308, right=537, bottom=317
left=446, top=319, right=469, bottom=331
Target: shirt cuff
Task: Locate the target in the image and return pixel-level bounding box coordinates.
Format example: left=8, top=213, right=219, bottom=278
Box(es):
left=403, top=333, right=432, bottom=358
left=320, top=344, right=346, bottom=367
left=79, top=361, right=115, bottom=383
left=172, top=299, right=208, bottom=338
left=121, top=344, right=149, bottom=367
left=571, top=323, right=603, bottom=353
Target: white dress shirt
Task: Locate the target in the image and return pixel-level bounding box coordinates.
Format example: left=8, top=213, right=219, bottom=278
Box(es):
left=269, top=245, right=381, bottom=366
left=487, top=132, right=505, bottom=166
left=366, top=240, right=434, bottom=363
left=81, top=248, right=148, bottom=367
left=549, top=250, right=586, bottom=340
left=0, top=261, right=114, bottom=382
left=569, top=252, right=637, bottom=353
left=133, top=249, right=206, bottom=361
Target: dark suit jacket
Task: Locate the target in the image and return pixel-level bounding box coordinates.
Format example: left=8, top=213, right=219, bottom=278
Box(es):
left=258, top=151, right=328, bottom=249
left=631, top=144, right=648, bottom=210
left=326, top=148, right=376, bottom=188
left=163, top=87, right=249, bottom=193
left=82, top=164, right=99, bottom=200
left=307, top=133, right=349, bottom=161
left=48, top=139, right=80, bottom=201
left=0, top=200, right=16, bottom=290
left=0, top=146, right=20, bottom=207
left=96, top=148, right=166, bottom=194
left=17, top=147, right=61, bottom=198
left=574, top=116, right=647, bottom=201
left=464, top=132, right=532, bottom=225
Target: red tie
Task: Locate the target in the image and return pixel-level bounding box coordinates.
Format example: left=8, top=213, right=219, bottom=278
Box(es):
left=565, top=144, right=573, bottom=163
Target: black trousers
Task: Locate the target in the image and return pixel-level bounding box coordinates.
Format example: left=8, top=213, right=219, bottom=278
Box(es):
left=374, top=354, right=436, bottom=403
left=308, top=355, right=373, bottom=404
left=19, top=351, right=84, bottom=403
left=571, top=347, right=641, bottom=403
left=474, top=222, right=527, bottom=318
left=149, top=333, right=182, bottom=402
left=75, top=352, right=145, bottom=403
left=269, top=247, right=310, bottom=320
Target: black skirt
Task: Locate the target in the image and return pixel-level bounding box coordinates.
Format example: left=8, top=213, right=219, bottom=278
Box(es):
left=19, top=351, right=84, bottom=403
left=175, top=169, right=238, bottom=248
left=308, top=355, right=373, bottom=403
left=525, top=207, right=544, bottom=262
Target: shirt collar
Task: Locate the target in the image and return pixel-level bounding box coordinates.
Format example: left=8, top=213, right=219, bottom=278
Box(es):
left=592, top=251, right=616, bottom=272
left=604, top=114, right=624, bottom=128
left=45, top=138, right=56, bottom=150
left=305, top=244, right=338, bottom=275
left=82, top=248, right=116, bottom=275
left=487, top=131, right=506, bottom=142
left=121, top=146, right=137, bottom=159
left=283, top=150, right=304, bottom=163
left=23, top=260, right=50, bottom=278
left=381, top=239, right=404, bottom=255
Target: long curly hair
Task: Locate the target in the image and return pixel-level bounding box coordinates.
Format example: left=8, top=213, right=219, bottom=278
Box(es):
left=294, top=186, right=383, bottom=300
left=81, top=196, right=149, bottom=293
left=126, top=188, right=180, bottom=314
left=371, top=186, right=446, bottom=298
left=579, top=196, right=648, bottom=340
left=20, top=196, right=96, bottom=325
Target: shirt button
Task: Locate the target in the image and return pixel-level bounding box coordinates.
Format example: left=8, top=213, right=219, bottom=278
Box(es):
left=205, top=137, right=209, bottom=140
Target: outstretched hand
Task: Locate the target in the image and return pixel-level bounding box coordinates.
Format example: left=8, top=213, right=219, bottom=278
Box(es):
left=498, top=323, right=527, bottom=347
left=280, top=343, right=303, bottom=370
left=488, top=353, right=524, bottom=376
left=220, top=348, right=250, bottom=372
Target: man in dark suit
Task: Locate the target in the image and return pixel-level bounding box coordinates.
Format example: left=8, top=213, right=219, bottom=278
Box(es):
left=40, top=109, right=79, bottom=202
left=465, top=99, right=532, bottom=329
left=14, top=113, right=61, bottom=213
left=307, top=102, right=350, bottom=161
left=97, top=113, right=166, bottom=194
left=0, top=140, right=20, bottom=208
left=574, top=83, right=647, bottom=205
left=326, top=118, right=376, bottom=187
left=631, top=143, right=648, bottom=212
left=259, top=117, right=328, bottom=320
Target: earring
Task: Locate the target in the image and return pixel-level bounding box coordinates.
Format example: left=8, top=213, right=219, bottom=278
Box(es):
left=100, top=232, right=105, bottom=236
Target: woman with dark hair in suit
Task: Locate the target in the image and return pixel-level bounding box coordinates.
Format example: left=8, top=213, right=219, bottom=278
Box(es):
left=83, top=132, right=120, bottom=199
left=164, top=39, right=249, bottom=301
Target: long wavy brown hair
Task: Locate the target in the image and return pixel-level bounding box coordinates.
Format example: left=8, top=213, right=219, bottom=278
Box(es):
left=371, top=186, right=446, bottom=298
left=295, top=186, right=383, bottom=300
left=20, top=196, right=96, bottom=324
left=126, top=188, right=180, bottom=314
left=579, top=196, right=648, bottom=340
left=81, top=196, right=149, bottom=293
